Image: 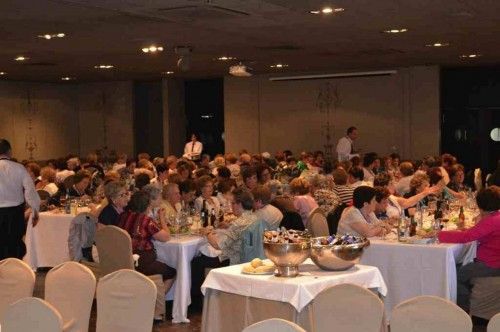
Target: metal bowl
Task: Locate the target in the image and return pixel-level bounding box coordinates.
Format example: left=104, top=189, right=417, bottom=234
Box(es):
left=263, top=241, right=311, bottom=277
left=310, top=236, right=370, bottom=271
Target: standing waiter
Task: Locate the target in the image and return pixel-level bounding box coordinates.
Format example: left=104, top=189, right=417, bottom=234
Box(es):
left=0, top=138, right=40, bottom=260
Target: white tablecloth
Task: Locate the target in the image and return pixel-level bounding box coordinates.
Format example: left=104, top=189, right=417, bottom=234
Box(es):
left=201, top=258, right=387, bottom=312
left=154, top=235, right=204, bottom=323
left=360, top=238, right=476, bottom=319
left=24, top=210, right=86, bottom=269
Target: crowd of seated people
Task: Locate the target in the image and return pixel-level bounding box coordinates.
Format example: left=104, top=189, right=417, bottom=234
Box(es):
left=15, top=148, right=499, bottom=313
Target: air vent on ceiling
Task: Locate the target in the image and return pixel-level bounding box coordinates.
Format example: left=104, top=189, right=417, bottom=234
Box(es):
left=22, top=62, right=57, bottom=66
left=157, top=4, right=250, bottom=20
left=257, top=45, right=303, bottom=51
left=317, top=49, right=404, bottom=57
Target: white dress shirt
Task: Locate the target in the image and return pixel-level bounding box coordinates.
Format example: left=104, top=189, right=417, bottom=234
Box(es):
left=336, top=136, right=359, bottom=161
left=0, top=159, right=40, bottom=211
left=183, top=141, right=203, bottom=160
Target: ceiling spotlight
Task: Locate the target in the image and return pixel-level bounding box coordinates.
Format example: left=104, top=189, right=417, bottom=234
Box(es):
left=61, top=77, right=74, bottom=81
left=271, top=63, right=288, bottom=68
left=38, top=33, right=65, bottom=40
left=460, top=54, right=481, bottom=59
left=216, top=56, right=236, bottom=61
left=426, top=42, right=449, bottom=47
left=162, top=71, right=174, bottom=75
left=94, top=64, right=114, bottom=69
left=310, top=7, right=344, bottom=14
left=0, top=72, right=6, bottom=75
left=383, top=28, right=408, bottom=34
left=142, top=45, right=164, bottom=53
left=15, top=56, right=29, bottom=61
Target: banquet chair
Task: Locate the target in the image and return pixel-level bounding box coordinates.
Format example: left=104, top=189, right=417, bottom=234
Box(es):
left=89, top=225, right=165, bottom=319
left=307, top=208, right=329, bottom=237
left=45, top=261, right=96, bottom=332
left=470, top=276, right=500, bottom=320
left=279, top=211, right=305, bottom=231
left=391, top=295, right=472, bottom=332
left=488, top=313, right=500, bottom=332
left=0, top=258, right=36, bottom=322
left=327, top=202, right=348, bottom=235
left=37, top=189, right=51, bottom=201
left=242, top=318, right=306, bottom=332
left=63, top=175, right=75, bottom=190
left=1, top=297, right=63, bottom=332
left=96, top=269, right=156, bottom=332
left=68, top=212, right=97, bottom=262
left=311, top=283, right=384, bottom=332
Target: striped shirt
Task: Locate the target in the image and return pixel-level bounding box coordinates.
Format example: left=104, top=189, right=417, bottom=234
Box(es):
left=332, top=185, right=354, bottom=205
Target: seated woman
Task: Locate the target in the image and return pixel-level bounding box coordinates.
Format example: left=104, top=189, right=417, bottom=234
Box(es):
left=161, top=183, right=182, bottom=218
left=36, top=166, right=59, bottom=196
left=179, top=179, right=196, bottom=208
left=194, top=175, right=220, bottom=217
left=216, top=179, right=235, bottom=214
left=374, top=172, right=439, bottom=218
left=191, top=188, right=258, bottom=299
left=438, top=186, right=500, bottom=312
left=338, top=186, right=392, bottom=237
left=98, top=181, right=130, bottom=226
left=142, top=184, right=163, bottom=221
left=118, top=191, right=176, bottom=295
left=447, top=164, right=467, bottom=192
left=68, top=170, right=92, bottom=197
left=289, top=177, right=319, bottom=226
left=428, top=166, right=466, bottom=200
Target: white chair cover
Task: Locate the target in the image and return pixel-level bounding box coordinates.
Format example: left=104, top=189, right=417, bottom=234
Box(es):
left=45, top=261, right=96, bottom=332
left=243, top=318, right=306, bottom=332
left=68, top=212, right=98, bottom=261
left=1, top=297, right=63, bottom=332
left=96, top=269, right=156, bottom=332
left=308, top=208, right=329, bottom=237
left=0, top=258, right=35, bottom=322
left=311, top=283, right=384, bottom=332
left=470, top=276, right=500, bottom=320
left=488, top=313, right=500, bottom=332
left=391, top=295, right=472, bottom=332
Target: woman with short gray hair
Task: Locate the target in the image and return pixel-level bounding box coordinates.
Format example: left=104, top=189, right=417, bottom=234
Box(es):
left=98, top=181, right=130, bottom=226
left=142, top=184, right=163, bottom=221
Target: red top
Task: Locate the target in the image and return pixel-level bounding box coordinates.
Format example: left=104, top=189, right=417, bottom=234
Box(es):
left=118, top=211, right=161, bottom=252
left=438, top=211, right=500, bottom=268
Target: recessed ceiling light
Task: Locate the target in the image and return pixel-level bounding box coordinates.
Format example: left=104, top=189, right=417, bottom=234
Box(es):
left=0, top=72, right=6, bottom=75
left=94, top=64, right=114, bottom=69
left=382, top=28, right=408, bottom=34
left=216, top=56, right=236, bottom=61
left=460, top=54, right=481, bottom=59
left=271, top=63, right=288, bottom=68
left=15, top=56, right=29, bottom=61
left=162, top=71, right=174, bottom=75
left=61, top=77, right=74, bottom=81
left=426, top=42, right=449, bottom=47
left=38, top=33, right=65, bottom=40
left=310, top=7, right=344, bottom=14
left=141, top=45, right=164, bottom=53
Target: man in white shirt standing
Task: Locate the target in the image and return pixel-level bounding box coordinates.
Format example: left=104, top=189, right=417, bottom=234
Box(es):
left=336, top=126, right=360, bottom=161
left=0, top=139, right=40, bottom=260
left=183, top=133, right=203, bottom=161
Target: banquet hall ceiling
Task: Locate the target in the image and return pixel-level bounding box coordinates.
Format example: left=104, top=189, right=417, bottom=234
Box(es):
left=1, top=0, right=499, bottom=81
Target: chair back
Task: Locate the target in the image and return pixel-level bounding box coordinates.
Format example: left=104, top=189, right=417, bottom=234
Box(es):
left=311, top=283, right=384, bottom=332
left=279, top=211, right=305, bottom=231
left=45, top=262, right=96, bottom=332
left=240, top=219, right=266, bottom=263
left=63, top=175, right=75, bottom=190
left=37, top=189, right=51, bottom=201
left=488, top=313, right=500, bottom=332
left=95, top=225, right=135, bottom=276
left=391, top=295, right=472, bottom=332
left=327, top=202, right=348, bottom=235
left=96, top=269, right=156, bottom=332
left=308, top=209, right=329, bottom=237
left=243, top=318, right=306, bottom=332
left=68, top=212, right=98, bottom=261
left=1, top=297, right=63, bottom=332
left=0, top=258, right=36, bottom=322
left=470, top=276, right=500, bottom=320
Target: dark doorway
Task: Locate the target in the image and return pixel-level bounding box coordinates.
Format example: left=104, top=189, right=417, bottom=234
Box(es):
left=133, top=81, right=163, bottom=158
left=441, top=67, right=500, bottom=174
left=184, top=78, right=224, bottom=157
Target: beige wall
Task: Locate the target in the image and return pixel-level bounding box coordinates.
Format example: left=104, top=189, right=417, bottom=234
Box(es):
left=0, top=80, right=134, bottom=160
left=224, top=66, right=440, bottom=160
